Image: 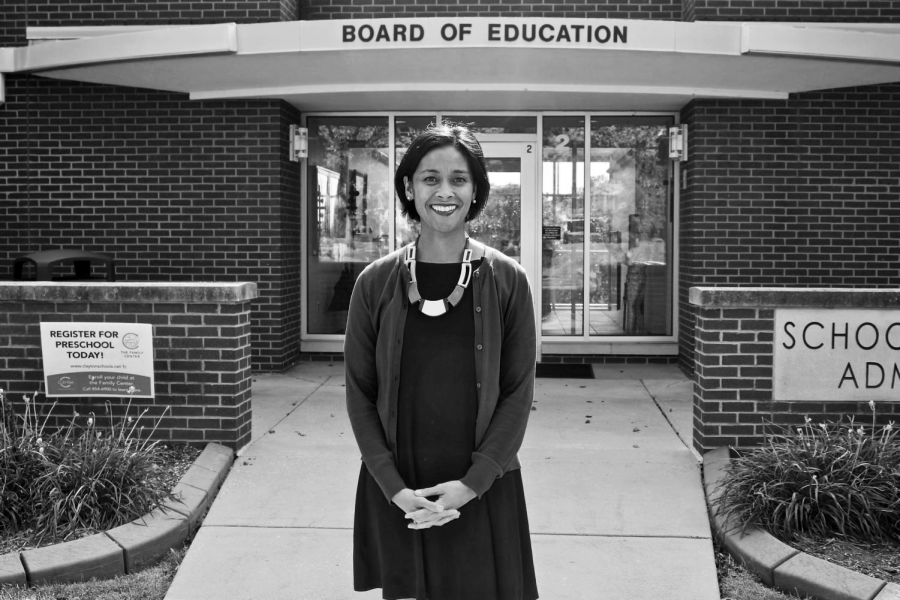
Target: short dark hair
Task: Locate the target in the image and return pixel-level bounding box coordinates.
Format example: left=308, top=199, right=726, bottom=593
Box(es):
left=394, top=123, right=490, bottom=223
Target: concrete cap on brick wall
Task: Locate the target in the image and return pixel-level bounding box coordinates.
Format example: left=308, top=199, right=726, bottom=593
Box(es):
left=0, top=282, right=258, bottom=303
left=689, top=287, right=900, bottom=309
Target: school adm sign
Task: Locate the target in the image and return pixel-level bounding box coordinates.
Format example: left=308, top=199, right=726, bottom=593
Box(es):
left=774, top=309, right=900, bottom=401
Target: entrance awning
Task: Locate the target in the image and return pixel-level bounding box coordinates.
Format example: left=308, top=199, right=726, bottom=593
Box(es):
left=2, top=18, right=900, bottom=111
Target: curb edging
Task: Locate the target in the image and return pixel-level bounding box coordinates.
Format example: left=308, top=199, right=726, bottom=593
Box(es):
left=703, top=447, right=900, bottom=600
left=0, top=442, right=234, bottom=587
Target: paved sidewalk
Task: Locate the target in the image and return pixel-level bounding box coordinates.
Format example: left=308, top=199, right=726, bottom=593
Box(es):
left=165, top=362, right=720, bottom=600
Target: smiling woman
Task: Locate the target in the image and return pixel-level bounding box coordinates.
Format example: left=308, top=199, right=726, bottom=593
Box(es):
left=344, top=124, right=539, bottom=600
left=405, top=146, right=476, bottom=237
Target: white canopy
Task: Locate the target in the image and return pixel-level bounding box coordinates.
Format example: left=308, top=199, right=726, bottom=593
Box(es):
left=2, top=18, right=900, bottom=110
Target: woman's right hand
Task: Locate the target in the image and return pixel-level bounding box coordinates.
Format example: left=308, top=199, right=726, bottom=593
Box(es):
left=391, top=488, right=461, bottom=529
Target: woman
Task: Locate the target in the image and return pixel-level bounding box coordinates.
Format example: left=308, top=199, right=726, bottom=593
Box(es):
left=345, top=123, right=539, bottom=600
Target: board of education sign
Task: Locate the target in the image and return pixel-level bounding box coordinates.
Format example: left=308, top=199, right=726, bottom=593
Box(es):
left=774, top=309, right=900, bottom=401
left=40, top=323, right=154, bottom=398
left=297, top=17, right=668, bottom=52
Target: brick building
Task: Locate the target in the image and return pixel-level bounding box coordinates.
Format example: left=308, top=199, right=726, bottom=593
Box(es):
left=2, top=0, right=899, bottom=381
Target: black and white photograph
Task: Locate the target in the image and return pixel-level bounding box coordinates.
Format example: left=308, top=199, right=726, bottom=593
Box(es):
left=1, top=2, right=899, bottom=599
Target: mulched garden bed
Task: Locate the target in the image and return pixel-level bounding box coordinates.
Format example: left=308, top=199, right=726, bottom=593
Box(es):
left=786, top=535, right=900, bottom=586
left=0, top=444, right=201, bottom=556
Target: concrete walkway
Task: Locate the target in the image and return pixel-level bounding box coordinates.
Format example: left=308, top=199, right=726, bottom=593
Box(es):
left=165, top=363, right=720, bottom=600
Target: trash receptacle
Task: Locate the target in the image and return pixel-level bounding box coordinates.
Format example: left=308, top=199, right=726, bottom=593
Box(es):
left=13, top=250, right=116, bottom=282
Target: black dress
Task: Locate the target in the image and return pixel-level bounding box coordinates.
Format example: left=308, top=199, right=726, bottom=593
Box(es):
left=353, top=259, right=539, bottom=600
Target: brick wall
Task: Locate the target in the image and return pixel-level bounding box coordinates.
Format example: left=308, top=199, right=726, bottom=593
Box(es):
left=0, top=76, right=302, bottom=372
left=682, top=0, right=697, bottom=22
left=677, top=83, right=900, bottom=374
left=689, top=0, right=900, bottom=22
left=300, top=0, right=681, bottom=21
left=0, top=1, right=299, bottom=46
left=281, top=0, right=301, bottom=21
left=691, top=290, right=900, bottom=453
left=0, top=283, right=256, bottom=450
left=693, top=305, right=777, bottom=450
left=275, top=102, right=303, bottom=368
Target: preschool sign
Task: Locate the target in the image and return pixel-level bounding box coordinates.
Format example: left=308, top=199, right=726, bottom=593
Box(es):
left=39, top=323, right=154, bottom=398
left=774, top=309, right=900, bottom=401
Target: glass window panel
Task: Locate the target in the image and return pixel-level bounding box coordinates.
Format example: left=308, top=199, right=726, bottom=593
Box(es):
left=541, top=117, right=585, bottom=336
left=589, top=118, right=673, bottom=336
left=307, top=117, right=390, bottom=335
left=442, top=115, right=537, bottom=134
left=394, top=116, right=436, bottom=247
left=469, top=157, right=522, bottom=263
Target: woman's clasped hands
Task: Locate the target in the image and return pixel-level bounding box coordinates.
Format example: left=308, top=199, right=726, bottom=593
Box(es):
left=392, top=480, right=477, bottom=530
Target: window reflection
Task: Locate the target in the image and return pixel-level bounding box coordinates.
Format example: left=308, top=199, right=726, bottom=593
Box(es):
left=394, top=116, right=434, bottom=247
left=307, top=117, right=390, bottom=335
left=304, top=114, right=673, bottom=340
left=541, top=117, right=585, bottom=336
left=541, top=116, right=673, bottom=337
left=441, top=115, right=537, bottom=134
left=469, top=158, right=522, bottom=263
left=590, top=118, right=672, bottom=336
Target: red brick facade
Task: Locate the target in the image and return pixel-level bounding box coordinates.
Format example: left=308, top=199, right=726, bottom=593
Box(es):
left=677, top=85, right=900, bottom=374
left=301, top=0, right=681, bottom=21
left=691, top=293, right=900, bottom=453
left=0, top=1, right=300, bottom=46
left=0, top=284, right=255, bottom=450
left=688, top=0, right=900, bottom=22
left=1, top=1, right=899, bottom=382
left=0, top=77, right=301, bottom=372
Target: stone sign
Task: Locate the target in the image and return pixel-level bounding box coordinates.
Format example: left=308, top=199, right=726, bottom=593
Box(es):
left=774, top=308, right=900, bottom=401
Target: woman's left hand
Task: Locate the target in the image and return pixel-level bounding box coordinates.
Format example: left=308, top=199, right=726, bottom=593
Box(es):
left=413, top=480, right=477, bottom=512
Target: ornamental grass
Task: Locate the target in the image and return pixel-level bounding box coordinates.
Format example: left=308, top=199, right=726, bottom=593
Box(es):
left=0, top=387, right=173, bottom=547
left=715, top=401, right=900, bottom=543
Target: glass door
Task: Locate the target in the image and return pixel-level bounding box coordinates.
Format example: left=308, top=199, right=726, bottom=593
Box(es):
left=473, top=142, right=539, bottom=353
left=301, top=113, right=674, bottom=355
left=541, top=116, right=674, bottom=339
left=589, top=119, right=673, bottom=337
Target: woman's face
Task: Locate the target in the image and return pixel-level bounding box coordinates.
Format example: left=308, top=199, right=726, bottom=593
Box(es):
left=405, top=145, right=475, bottom=237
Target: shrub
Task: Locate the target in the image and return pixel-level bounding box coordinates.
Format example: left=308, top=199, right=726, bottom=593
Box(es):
left=715, top=402, right=900, bottom=543
left=0, top=387, right=174, bottom=546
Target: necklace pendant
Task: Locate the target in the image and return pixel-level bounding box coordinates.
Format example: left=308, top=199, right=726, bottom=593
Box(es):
left=420, top=299, right=448, bottom=317
left=405, top=237, right=474, bottom=318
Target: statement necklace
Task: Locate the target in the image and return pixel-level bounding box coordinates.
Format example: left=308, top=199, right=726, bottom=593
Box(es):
left=405, top=238, right=474, bottom=317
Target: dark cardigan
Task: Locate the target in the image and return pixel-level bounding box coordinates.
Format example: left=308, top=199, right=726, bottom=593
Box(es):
left=344, top=241, right=537, bottom=503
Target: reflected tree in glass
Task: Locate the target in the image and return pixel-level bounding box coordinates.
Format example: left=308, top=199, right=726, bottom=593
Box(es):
left=541, top=118, right=584, bottom=336
left=590, top=122, right=671, bottom=336
left=394, top=116, right=435, bottom=247
left=307, top=118, right=390, bottom=334
left=469, top=158, right=522, bottom=262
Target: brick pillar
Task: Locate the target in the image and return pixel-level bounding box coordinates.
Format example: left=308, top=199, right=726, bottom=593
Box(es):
left=690, top=287, right=900, bottom=454
left=0, top=282, right=257, bottom=451
left=692, top=305, right=775, bottom=451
